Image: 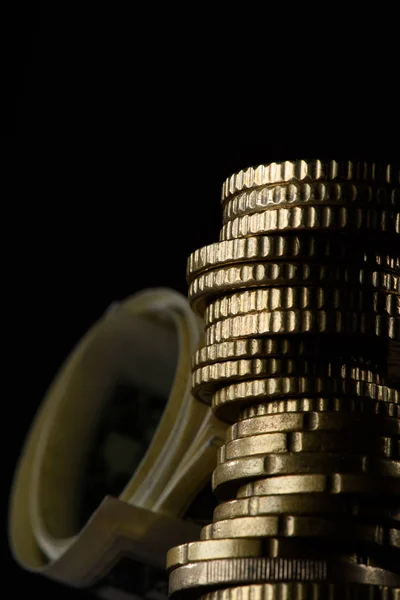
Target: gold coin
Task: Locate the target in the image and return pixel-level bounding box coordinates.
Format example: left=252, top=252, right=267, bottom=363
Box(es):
left=201, top=583, right=400, bottom=600
left=192, top=337, right=386, bottom=369
left=187, top=235, right=400, bottom=282
left=212, top=378, right=399, bottom=423
left=205, top=310, right=399, bottom=345
left=189, top=263, right=400, bottom=314
left=218, top=431, right=397, bottom=463
left=205, top=288, right=399, bottom=325
left=221, top=159, right=398, bottom=202
left=239, top=398, right=400, bottom=420
left=237, top=474, right=400, bottom=499
left=166, top=538, right=262, bottom=572
left=170, top=558, right=400, bottom=596
left=212, top=456, right=400, bottom=499
left=169, top=557, right=330, bottom=596
left=219, top=207, right=399, bottom=242
left=213, top=495, right=400, bottom=523
left=200, top=516, right=399, bottom=551
left=222, top=182, right=399, bottom=223
left=167, top=536, right=385, bottom=572
left=192, top=359, right=383, bottom=403
left=227, top=412, right=400, bottom=442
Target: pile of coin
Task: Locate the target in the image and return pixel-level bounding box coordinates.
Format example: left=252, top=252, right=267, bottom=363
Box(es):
left=168, top=160, right=400, bottom=598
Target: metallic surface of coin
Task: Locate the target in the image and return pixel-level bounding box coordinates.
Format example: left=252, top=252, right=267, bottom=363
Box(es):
left=201, top=583, right=400, bottom=600
left=239, top=398, right=400, bottom=420
left=170, top=557, right=400, bottom=596
left=222, top=182, right=399, bottom=223
left=212, top=379, right=399, bottom=422
left=189, top=263, right=399, bottom=314
left=192, top=337, right=389, bottom=369
left=227, top=412, right=400, bottom=442
left=192, top=359, right=383, bottom=402
left=213, top=495, right=400, bottom=523
left=219, top=430, right=397, bottom=462
left=237, top=474, right=400, bottom=498
left=187, top=235, right=400, bottom=282
left=205, top=310, right=398, bottom=345
left=205, top=288, right=399, bottom=325
left=213, top=456, right=400, bottom=499
left=221, top=160, right=398, bottom=202
left=219, top=207, right=399, bottom=241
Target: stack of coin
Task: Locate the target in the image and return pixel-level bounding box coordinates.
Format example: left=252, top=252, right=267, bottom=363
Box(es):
left=168, top=160, right=400, bottom=598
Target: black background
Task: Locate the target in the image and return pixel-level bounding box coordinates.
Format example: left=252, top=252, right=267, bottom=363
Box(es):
left=3, top=2, right=400, bottom=597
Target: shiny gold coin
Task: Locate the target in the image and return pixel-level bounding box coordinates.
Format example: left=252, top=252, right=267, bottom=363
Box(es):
left=200, top=516, right=399, bottom=552
left=218, top=431, right=397, bottom=463
left=239, top=398, right=400, bottom=420
left=170, top=556, right=400, bottom=600
left=201, top=583, right=400, bottom=600
left=205, top=288, right=399, bottom=325
left=222, top=182, right=399, bottom=223
left=221, top=159, right=398, bottom=202
left=192, top=359, right=383, bottom=403
left=206, top=310, right=399, bottom=345
left=187, top=235, right=400, bottom=282
left=212, top=378, right=399, bottom=423
left=169, top=557, right=329, bottom=596
left=170, top=558, right=400, bottom=596
left=167, top=536, right=384, bottom=572
left=227, top=411, right=400, bottom=442
left=213, top=456, right=400, bottom=499
left=197, top=527, right=400, bottom=579
left=189, top=263, right=399, bottom=314
left=166, top=538, right=262, bottom=572
left=214, top=495, right=400, bottom=523
left=237, top=474, right=400, bottom=499
left=219, top=207, right=399, bottom=242
left=193, top=336, right=387, bottom=369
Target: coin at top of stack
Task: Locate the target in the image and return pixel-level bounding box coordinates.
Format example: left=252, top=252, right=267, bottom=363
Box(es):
left=221, top=159, right=398, bottom=202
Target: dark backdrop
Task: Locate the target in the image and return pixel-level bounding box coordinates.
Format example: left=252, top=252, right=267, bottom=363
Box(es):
left=3, top=2, right=399, bottom=598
